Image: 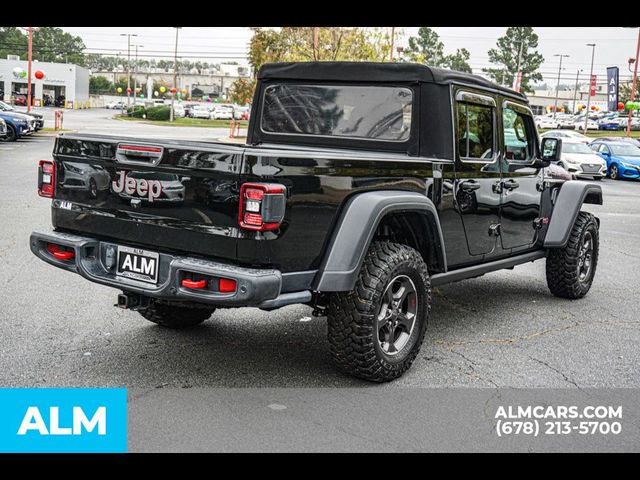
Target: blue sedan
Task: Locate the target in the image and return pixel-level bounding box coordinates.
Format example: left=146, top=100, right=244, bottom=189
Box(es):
left=590, top=141, right=640, bottom=180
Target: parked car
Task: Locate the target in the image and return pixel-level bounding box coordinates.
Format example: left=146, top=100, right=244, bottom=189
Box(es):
left=0, top=110, right=35, bottom=141
left=616, top=116, right=640, bottom=131
left=590, top=136, right=640, bottom=148
left=598, top=115, right=622, bottom=130
left=191, top=104, right=213, bottom=119
left=13, top=94, right=27, bottom=106
left=181, top=102, right=199, bottom=118
left=590, top=140, right=640, bottom=180
left=173, top=104, right=186, bottom=118
left=555, top=140, right=607, bottom=180
left=540, top=129, right=590, bottom=144
left=31, top=62, right=603, bottom=383
left=556, top=114, right=576, bottom=130
left=0, top=117, right=6, bottom=140
left=535, top=114, right=560, bottom=130
left=0, top=101, right=44, bottom=130
left=105, top=100, right=126, bottom=110
left=572, top=117, right=599, bottom=131
left=211, top=105, right=233, bottom=120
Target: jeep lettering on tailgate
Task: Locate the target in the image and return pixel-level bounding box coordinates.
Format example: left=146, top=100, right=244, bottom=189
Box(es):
left=111, top=171, right=162, bottom=202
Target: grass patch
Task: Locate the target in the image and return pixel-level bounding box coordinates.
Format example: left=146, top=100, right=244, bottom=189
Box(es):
left=40, top=127, right=69, bottom=133
left=114, top=114, right=245, bottom=129
left=539, top=128, right=640, bottom=138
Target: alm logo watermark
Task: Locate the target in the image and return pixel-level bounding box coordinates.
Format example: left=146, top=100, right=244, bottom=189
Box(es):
left=0, top=388, right=127, bottom=453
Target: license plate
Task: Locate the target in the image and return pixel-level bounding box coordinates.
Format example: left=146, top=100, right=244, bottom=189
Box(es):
left=116, top=246, right=159, bottom=284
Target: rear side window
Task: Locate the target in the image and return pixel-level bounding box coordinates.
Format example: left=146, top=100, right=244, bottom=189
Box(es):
left=261, top=84, right=413, bottom=141
left=456, top=102, right=495, bottom=160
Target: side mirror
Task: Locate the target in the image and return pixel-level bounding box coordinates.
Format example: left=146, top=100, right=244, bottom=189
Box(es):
left=540, top=137, right=562, bottom=163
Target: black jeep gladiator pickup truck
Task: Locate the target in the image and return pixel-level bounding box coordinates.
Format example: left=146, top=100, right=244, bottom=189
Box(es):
left=31, top=62, right=602, bottom=382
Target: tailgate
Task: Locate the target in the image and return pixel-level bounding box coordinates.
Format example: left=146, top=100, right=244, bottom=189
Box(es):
left=51, top=134, right=244, bottom=262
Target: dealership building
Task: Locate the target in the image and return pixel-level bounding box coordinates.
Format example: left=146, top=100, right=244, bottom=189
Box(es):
left=0, top=57, right=90, bottom=106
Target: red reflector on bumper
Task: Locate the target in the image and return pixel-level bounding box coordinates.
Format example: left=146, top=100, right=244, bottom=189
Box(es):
left=182, top=279, right=207, bottom=289
left=46, top=243, right=75, bottom=260
left=219, top=278, right=237, bottom=293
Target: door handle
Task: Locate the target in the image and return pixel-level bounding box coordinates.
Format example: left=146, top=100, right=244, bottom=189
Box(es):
left=502, top=179, right=520, bottom=191
left=459, top=180, right=481, bottom=192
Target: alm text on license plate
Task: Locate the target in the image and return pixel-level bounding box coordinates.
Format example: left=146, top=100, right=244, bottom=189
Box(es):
left=116, top=246, right=159, bottom=284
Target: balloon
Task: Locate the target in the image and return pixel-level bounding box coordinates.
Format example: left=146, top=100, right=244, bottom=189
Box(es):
left=127, top=87, right=132, bottom=94
left=170, top=88, right=177, bottom=94
left=117, top=87, right=123, bottom=94
left=20, top=69, right=27, bottom=78
left=618, top=102, right=625, bottom=111
left=181, top=89, right=187, bottom=95
left=153, top=91, right=159, bottom=97
left=12, top=67, right=23, bottom=78
left=140, top=94, right=145, bottom=99
left=159, top=86, right=166, bottom=93
left=34, top=70, right=45, bottom=80
left=135, top=87, right=141, bottom=93
left=206, top=97, right=212, bottom=102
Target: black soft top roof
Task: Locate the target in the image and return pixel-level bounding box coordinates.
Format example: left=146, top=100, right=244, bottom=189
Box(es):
left=258, top=61, right=526, bottom=100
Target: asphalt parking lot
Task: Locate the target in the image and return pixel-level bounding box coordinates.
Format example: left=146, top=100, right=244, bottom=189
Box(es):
left=1, top=111, right=639, bottom=450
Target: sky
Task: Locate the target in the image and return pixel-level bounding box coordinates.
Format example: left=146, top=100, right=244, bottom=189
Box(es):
left=62, top=27, right=640, bottom=87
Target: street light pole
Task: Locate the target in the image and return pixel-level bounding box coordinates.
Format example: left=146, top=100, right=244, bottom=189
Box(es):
left=170, top=27, right=181, bottom=123
left=27, top=27, right=33, bottom=113
left=572, top=68, right=582, bottom=114
left=120, top=33, right=138, bottom=108
left=553, top=54, right=569, bottom=119
left=626, top=28, right=640, bottom=137
left=584, top=43, right=596, bottom=134
left=133, top=45, right=143, bottom=104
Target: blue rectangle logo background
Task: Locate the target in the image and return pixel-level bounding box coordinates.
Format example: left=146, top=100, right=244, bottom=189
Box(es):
left=0, top=388, right=127, bottom=453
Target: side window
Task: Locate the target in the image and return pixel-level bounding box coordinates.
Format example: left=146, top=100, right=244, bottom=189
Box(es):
left=598, top=144, right=610, bottom=155
left=502, top=106, right=535, bottom=163
left=456, top=102, right=495, bottom=161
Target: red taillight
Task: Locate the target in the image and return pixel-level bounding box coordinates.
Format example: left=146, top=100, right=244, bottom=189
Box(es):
left=219, top=277, right=237, bottom=293
left=38, top=160, right=55, bottom=198
left=238, top=183, right=286, bottom=231
left=47, top=243, right=75, bottom=261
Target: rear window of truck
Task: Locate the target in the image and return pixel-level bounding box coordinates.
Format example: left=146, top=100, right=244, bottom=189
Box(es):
left=261, top=84, right=413, bottom=142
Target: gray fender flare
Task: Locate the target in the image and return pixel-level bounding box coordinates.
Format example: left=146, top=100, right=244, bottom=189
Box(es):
left=544, top=181, right=602, bottom=248
left=313, top=191, right=446, bottom=292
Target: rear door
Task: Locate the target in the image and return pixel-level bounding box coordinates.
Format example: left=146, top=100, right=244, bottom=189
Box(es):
left=453, top=88, right=502, bottom=257
left=498, top=101, right=543, bottom=251
left=52, top=135, right=243, bottom=262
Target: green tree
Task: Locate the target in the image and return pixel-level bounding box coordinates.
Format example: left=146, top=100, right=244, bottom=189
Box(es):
left=619, top=82, right=640, bottom=104
left=30, top=27, right=85, bottom=65
left=443, top=48, right=472, bottom=73
left=483, top=27, right=544, bottom=93
left=89, top=76, right=114, bottom=94
left=229, top=78, right=257, bottom=105
left=0, top=27, right=27, bottom=59
left=248, top=27, right=394, bottom=77
left=403, top=27, right=445, bottom=66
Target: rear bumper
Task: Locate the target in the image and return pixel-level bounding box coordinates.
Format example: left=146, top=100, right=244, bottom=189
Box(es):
left=30, top=230, right=311, bottom=308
